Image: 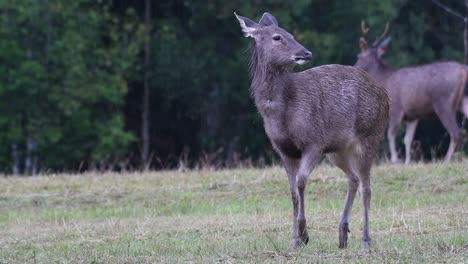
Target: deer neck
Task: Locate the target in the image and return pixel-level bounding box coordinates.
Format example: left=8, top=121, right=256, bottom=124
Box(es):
left=253, top=68, right=288, bottom=99
left=249, top=45, right=289, bottom=114
left=369, top=60, right=395, bottom=86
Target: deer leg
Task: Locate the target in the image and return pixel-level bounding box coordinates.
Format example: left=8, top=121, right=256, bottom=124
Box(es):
left=291, top=149, right=321, bottom=251
left=403, top=120, right=418, bottom=165
left=333, top=147, right=373, bottom=249
left=329, top=152, right=359, bottom=249
left=281, top=156, right=301, bottom=249
left=387, top=109, right=403, bottom=163
left=434, top=104, right=461, bottom=163
left=355, top=145, right=376, bottom=249
left=462, top=97, right=468, bottom=118
left=359, top=173, right=372, bottom=249
left=387, top=126, right=399, bottom=163
left=338, top=176, right=359, bottom=248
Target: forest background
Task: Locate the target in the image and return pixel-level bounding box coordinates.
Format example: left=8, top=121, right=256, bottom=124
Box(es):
left=1, top=0, right=467, bottom=174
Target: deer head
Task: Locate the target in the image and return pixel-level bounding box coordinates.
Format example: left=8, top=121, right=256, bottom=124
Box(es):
left=234, top=12, right=312, bottom=67
left=354, top=21, right=391, bottom=72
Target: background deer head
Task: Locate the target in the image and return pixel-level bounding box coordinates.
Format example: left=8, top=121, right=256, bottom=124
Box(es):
left=355, top=21, right=391, bottom=72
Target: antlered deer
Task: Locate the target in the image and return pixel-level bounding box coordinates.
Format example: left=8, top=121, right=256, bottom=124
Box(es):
left=235, top=12, right=389, bottom=250
left=355, top=21, right=468, bottom=164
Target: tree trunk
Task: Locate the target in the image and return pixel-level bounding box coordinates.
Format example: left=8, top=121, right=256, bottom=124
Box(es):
left=25, top=135, right=38, bottom=175
left=141, top=0, right=152, bottom=169
left=11, top=144, right=19, bottom=175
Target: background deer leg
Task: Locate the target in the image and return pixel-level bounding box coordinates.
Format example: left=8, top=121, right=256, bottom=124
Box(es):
left=404, top=120, right=418, bottom=164
left=462, top=97, right=468, bottom=117
left=281, top=156, right=302, bottom=250
left=387, top=108, right=403, bottom=163
left=387, top=124, right=400, bottom=163
left=434, top=104, right=461, bottom=163
left=291, top=148, right=321, bottom=250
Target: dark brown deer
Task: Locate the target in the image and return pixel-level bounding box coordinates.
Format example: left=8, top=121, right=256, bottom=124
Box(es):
left=355, top=21, right=468, bottom=164
left=235, top=12, right=389, bottom=250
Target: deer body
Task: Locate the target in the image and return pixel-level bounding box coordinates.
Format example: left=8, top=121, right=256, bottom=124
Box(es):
left=257, top=66, right=387, bottom=156
left=388, top=62, right=466, bottom=118
left=356, top=22, right=468, bottom=163
left=236, top=12, right=389, bottom=250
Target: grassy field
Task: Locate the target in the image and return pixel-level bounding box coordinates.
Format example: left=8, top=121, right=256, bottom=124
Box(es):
left=0, top=161, right=467, bottom=263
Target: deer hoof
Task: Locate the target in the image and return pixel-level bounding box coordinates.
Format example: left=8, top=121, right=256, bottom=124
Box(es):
left=290, top=239, right=302, bottom=251
left=301, top=230, right=309, bottom=245
left=338, top=223, right=349, bottom=249
left=362, top=238, right=371, bottom=249
left=290, top=238, right=308, bottom=251
left=290, top=231, right=309, bottom=251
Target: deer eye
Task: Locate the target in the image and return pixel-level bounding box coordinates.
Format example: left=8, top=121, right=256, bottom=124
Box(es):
left=272, top=35, right=281, bottom=41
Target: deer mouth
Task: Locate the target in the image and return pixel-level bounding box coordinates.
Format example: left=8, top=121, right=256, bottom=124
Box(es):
left=293, top=57, right=310, bottom=65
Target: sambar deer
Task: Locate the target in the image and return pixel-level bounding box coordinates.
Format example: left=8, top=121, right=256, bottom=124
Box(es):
left=355, top=21, right=468, bottom=164
left=234, top=12, right=389, bottom=250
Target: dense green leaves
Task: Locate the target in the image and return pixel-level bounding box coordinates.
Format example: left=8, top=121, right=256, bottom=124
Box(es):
left=0, top=0, right=138, bottom=172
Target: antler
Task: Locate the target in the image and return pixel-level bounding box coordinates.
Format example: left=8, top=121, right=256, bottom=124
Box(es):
left=372, top=22, right=390, bottom=47
left=360, top=20, right=370, bottom=52
left=361, top=20, right=370, bottom=38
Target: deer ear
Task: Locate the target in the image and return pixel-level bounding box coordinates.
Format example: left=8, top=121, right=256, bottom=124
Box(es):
left=234, top=12, right=259, bottom=38
left=377, top=37, right=391, bottom=57
left=259, top=12, right=278, bottom=27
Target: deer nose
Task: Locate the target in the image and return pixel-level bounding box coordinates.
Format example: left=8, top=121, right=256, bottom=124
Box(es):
left=303, top=50, right=312, bottom=58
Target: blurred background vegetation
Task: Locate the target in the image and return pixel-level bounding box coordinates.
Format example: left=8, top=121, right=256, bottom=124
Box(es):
left=1, top=0, right=467, bottom=173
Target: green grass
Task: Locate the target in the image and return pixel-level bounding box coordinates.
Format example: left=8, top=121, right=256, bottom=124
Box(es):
left=0, top=162, right=467, bottom=263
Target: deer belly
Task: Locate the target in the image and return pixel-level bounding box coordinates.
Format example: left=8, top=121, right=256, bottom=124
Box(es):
left=401, top=93, right=433, bottom=119
left=271, top=138, right=302, bottom=159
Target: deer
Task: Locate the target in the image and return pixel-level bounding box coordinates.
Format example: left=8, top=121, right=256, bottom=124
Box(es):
left=234, top=12, right=389, bottom=250
left=355, top=21, right=468, bottom=164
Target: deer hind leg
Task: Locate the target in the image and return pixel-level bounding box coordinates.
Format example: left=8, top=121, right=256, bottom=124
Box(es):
left=434, top=103, right=462, bottom=163
left=359, top=166, right=372, bottom=249
left=404, top=120, right=418, bottom=165
left=329, top=151, right=359, bottom=249
left=290, top=148, right=321, bottom=251
left=354, top=143, right=378, bottom=249
left=351, top=142, right=377, bottom=249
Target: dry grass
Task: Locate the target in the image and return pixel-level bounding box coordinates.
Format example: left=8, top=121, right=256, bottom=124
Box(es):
left=0, top=161, right=467, bottom=263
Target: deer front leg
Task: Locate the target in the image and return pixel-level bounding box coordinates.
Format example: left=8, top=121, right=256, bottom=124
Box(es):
left=291, top=149, right=321, bottom=251
left=404, top=120, right=418, bottom=164
left=281, top=156, right=303, bottom=250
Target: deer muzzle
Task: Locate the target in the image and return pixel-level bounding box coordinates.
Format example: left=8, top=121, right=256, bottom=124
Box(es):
left=292, top=49, right=312, bottom=65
